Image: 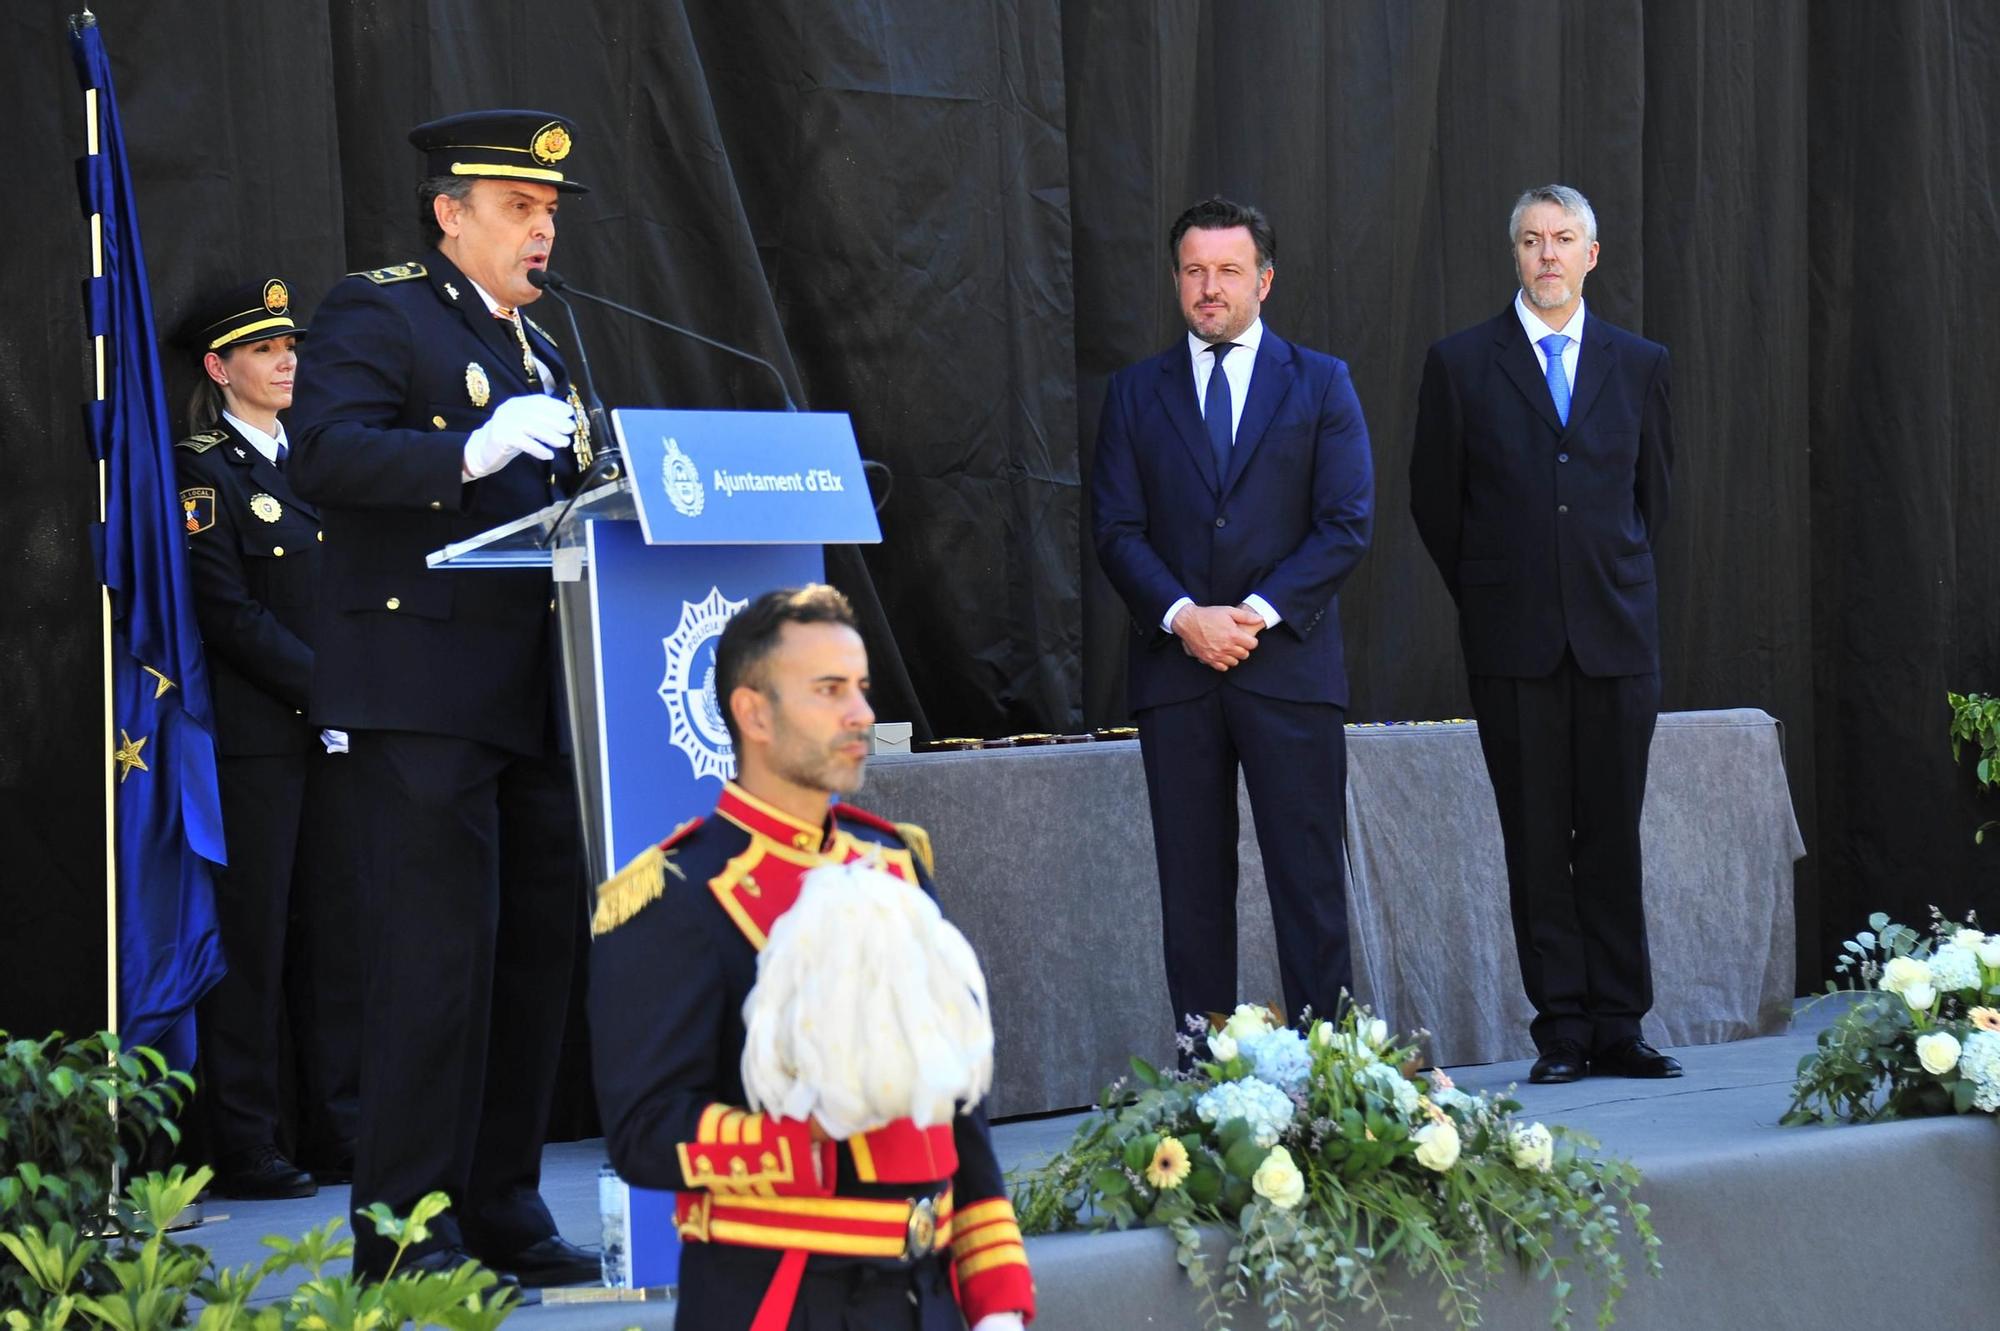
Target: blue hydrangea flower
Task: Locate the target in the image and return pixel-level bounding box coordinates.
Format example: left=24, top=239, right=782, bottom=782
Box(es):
left=1927, top=943, right=1982, bottom=995
left=1357, top=1061, right=1421, bottom=1117
left=1195, top=1076, right=1297, bottom=1147
left=1959, top=1029, right=2000, bottom=1112
left=1240, top=1027, right=1312, bottom=1092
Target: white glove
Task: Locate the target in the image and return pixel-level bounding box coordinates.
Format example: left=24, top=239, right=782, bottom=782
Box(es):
left=971, top=1315, right=1026, bottom=1331
left=462, top=394, right=576, bottom=479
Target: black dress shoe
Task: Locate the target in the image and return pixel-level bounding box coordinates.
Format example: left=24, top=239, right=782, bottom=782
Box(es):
left=376, top=1246, right=520, bottom=1287
left=485, top=1234, right=601, bottom=1288
left=1592, top=1037, right=1683, bottom=1078
left=1528, top=1040, right=1588, bottom=1084
left=211, top=1145, right=318, bottom=1200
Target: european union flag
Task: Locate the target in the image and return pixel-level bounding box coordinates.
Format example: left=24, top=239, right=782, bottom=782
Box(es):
left=72, top=14, right=226, bottom=1069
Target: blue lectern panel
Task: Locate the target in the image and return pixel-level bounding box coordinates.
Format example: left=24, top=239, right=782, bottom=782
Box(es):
left=613, top=408, right=882, bottom=546
left=586, top=521, right=823, bottom=869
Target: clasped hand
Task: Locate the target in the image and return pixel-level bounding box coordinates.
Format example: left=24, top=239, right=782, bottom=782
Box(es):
left=1172, top=603, right=1264, bottom=670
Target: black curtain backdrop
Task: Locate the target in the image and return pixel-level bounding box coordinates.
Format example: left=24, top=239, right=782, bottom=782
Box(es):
left=6, top=1, right=1999, bottom=1049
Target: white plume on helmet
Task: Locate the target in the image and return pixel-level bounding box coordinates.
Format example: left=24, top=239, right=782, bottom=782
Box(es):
left=740, top=859, right=994, bottom=1138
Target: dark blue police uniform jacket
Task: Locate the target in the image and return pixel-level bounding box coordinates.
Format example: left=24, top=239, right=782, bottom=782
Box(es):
left=287, top=250, right=579, bottom=754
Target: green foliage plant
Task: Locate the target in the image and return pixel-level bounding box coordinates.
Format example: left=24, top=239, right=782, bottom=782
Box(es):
left=1946, top=690, right=2000, bottom=842
left=0, top=1031, right=520, bottom=1329
left=1010, top=1003, right=1661, bottom=1330
left=0, top=1031, right=194, bottom=1310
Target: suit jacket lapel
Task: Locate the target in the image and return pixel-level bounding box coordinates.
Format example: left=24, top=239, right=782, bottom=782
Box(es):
left=1154, top=346, right=1220, bottom=494
left=219, top=419, right=318, bottom=520
left=1562, top=319, right=1616, bottom=438
left=521, top=311, right=570, bottom=391
left=427, top=257, right=541, bottom=396
left=1221, top=334, right=1295, bottom=495
left=1493, top=308, right=1566, bottom=436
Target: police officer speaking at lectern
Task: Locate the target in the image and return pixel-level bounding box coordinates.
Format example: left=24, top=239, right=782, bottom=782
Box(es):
left=287, top=109, right=597, bottom=1286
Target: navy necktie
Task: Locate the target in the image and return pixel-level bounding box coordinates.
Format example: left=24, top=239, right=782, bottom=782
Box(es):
left=274, top=438, right=289, bottom=468
left=1204, top=342, right=1238, bottom=480
left=1539, top=333, right=1571, bottom=426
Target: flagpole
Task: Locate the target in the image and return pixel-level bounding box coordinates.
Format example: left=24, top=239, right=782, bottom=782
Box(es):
left=80, top=29, right=118, bottom=1045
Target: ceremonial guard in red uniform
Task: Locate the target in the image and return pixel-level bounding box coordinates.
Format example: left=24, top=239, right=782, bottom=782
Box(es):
left=590, top=587, right=1035, bottom=1330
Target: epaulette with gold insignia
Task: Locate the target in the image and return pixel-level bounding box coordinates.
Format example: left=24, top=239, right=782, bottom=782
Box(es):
left=351, top=262, right=429, bottom=285
left=590, top=817, right=703, bottom=936
left=895, top=822, right=935, bottom=877
left=175, top=430, right=229, bottom=453
left=522, top=314, right=559, bottom=346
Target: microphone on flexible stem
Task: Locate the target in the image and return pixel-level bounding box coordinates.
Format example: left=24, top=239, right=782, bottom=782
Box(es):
left=527, top=265, right=617, bottom=477
left=525, top=267, right=798, bottom=412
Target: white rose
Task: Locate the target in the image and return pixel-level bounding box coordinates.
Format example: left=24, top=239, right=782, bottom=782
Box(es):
left=1879, top=956, right=1929, bottom=995
left=1954, top=928, right=1987, bottom=948
left=1916, top=1031, right=1962, bottom=1075
left=1224, top=1004, right=1275, bottom=1042
left=1207, top=1031, right=1239, bottom=1062
left=1903, top=981, right=1938, bottom=1012
left=1412, top=1120, right=1461, bottom=1172
left=1978, top=938, right=2000, bottom=969
left=1309, top=1021, right=1334, bottom=1049
left=1509, top=1122, right=1555, bottom=1172
left=1251, top=1145, right=1306, bottom=1209
left=1362, top=1018, right=1390, bottom=1051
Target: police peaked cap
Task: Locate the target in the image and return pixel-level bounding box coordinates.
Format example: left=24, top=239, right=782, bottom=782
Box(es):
left=177, top=277, right=310, bottom=353
left=409, top=109, right=590, bottom=194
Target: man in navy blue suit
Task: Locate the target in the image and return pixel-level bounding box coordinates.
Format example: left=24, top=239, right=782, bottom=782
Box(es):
left=1092, top=196, right=1374, bottom=1034
left=1410, top=184, right=1678, bottom=1085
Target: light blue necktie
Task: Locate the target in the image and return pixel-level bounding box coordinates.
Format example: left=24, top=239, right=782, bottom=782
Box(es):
left=1203, top=342, right=1237, bottom=480
left=1539, top=333, right=1570, bottom=426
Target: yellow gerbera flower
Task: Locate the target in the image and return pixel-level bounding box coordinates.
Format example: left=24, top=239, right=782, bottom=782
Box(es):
left=1146, top=1137, right=1191, bottom=1190
left=1970, top=1006, right=2000, bottom=1033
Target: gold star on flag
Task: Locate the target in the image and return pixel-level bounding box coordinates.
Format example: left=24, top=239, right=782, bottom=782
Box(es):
left=142, top=665, right=175, bottom=699
left=113, top=729, right=150, bottom=782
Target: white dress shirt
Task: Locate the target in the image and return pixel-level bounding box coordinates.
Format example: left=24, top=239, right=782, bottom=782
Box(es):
left=469, top=278, right=556, bottom=394
left=1514, top=290, right=1585, bottom=393
left=221, top=410, right=288, bottom=465
left=1162, top=318, right=1280, bottom=633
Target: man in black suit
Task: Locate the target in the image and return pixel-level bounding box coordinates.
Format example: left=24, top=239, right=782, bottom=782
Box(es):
left=288, top=109, right=597, bottom=1285
left=1092, top=197, right=1374, bottom=1033
left=1409, top=184, right=1678, bottom=1084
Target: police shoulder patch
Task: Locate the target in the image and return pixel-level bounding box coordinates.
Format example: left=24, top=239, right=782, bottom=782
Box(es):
left=178, top=487, right=217, bottom=535
left=175, top=430, right=228, bottom=453
left=351, top=262, right=429, bottom=285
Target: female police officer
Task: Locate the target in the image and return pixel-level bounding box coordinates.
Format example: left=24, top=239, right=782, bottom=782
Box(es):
left=173, top=278, right=357, bottom=1199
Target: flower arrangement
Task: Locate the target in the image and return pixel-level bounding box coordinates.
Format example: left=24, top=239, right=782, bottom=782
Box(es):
left=1011, top=1003, right=1659, bottom=1330
left=1785, top=909, right=2000, bottom=1123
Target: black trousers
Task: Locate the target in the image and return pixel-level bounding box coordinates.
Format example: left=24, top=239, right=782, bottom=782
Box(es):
left=345, top=731, right=582, bottom=1275
left=197, top=746, right=360, bottom=1164
left=1137, top=685, right=1351, bottom=1030
left=679, top=1245, right=961, bottom=1331
left=1467, top=653, right=1660, bottom=1054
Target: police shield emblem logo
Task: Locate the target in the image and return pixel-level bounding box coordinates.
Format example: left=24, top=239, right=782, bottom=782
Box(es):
left=659, top=586, right=747, bottom=783
left=465, top=361, right=491, bottom=408
left=180, top=487, right=216, bottom=534
left=662, top=437, right=704, bottom=517
left=249, top=493, right=283, bottom=523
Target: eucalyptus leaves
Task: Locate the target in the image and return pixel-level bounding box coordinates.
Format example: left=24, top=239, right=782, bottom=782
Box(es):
left=1011, top=1003, right=1659, bottom=1330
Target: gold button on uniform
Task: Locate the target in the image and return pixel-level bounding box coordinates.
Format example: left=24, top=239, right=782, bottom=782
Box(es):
left=317, top=530, right=324, bottom=542
left=271, top=546, right=285, bottom=557
left=429, top=500, right=443, bottom=510
left=432, top=415, right=447, bottom=429
left=386, top=597, right=401, bottom=610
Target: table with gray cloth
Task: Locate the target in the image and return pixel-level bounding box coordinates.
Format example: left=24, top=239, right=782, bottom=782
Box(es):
left=862, top=707, right=1803, bottom=1117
